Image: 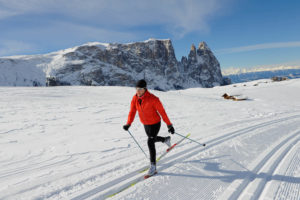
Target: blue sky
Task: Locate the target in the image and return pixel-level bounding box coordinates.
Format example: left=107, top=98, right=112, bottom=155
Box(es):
left=0, top=0, right=299, bottom=70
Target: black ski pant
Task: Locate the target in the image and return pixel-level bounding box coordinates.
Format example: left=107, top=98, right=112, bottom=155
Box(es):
left=144, top=121, right=166, bottom=164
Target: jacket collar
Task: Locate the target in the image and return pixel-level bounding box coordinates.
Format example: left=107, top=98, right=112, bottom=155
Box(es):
left=136, top=89, right=149, bottom=100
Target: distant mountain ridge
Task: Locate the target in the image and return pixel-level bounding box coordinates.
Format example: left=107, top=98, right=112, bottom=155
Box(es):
left=224, top=68, right=300, bottom=83
left=222, top=65, right=300, bottom=75
left=0, top=39, right=224, bottom=90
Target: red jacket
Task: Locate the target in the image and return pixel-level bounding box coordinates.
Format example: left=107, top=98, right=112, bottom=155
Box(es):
left=127, top=90, right=172, bottom=126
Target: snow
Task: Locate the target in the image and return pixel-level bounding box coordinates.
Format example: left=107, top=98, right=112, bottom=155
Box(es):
left=1, top=79, right=300, bottom=200
left=0, top=42, right=110, bottom=86
left=142, top=38, right=171, bottom=43
left=224, top=69, right=300, bottom=84
left=54, top=42, right=110, bottom=54
left=222, top=65, right=300, bottom=76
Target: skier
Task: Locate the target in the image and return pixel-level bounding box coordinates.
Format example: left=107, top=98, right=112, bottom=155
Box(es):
left=123, top=79, right=175, bottom=176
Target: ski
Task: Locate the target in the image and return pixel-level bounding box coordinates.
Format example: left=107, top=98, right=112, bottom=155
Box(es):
left=139, top=133, right=191, bottom=173
left=157, top=133, right=191, bottom=161
left=105, top=133, right=190, bottom=199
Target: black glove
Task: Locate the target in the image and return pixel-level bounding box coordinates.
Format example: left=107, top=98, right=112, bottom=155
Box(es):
left=123, top=124, right=130, bottom=131
left=167, top=125, right=175, bottom=134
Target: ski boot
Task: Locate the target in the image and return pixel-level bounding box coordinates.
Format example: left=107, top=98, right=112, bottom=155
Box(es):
left=164, top=136, right=171, bottom=148
left=145, top=162, right=157, bottom=179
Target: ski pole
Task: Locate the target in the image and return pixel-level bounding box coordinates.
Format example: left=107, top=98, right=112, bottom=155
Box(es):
left=127, top=130, right=148, bottom=159
left=175, top=132, right=206, bottom=146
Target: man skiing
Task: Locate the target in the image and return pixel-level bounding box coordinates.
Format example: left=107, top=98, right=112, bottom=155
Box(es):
left=123, top=79, right=175, bottom=176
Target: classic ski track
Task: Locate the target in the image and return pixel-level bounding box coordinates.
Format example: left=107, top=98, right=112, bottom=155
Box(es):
left=275, top=146, right=300, bottom=200
left=0, top=151, right=45, bottom=168
left=173, top=161, right=226, bottom=200
left=0, top=154, right=141, bottom=199
left=0, top=155, right=75, bottom=180
left=0, top=116, right=281, bottom=184
left=0, top=155, right=73, bottom=176
left=3, top=114, right=299, bottom=200
left=3, top=112, right=295, bottom=198
left=219, top=129, right=300, bottom=200
left=129, top=124, right=300, bottom=200
left=0, top=150, right=153, bottom=199
left=156, top=161, right=226, bottom=200
left=241, top=133, right=300, bottom=200
left=67, top=114, right=300, bottom=200
left=259, top=142, right=300, bottom=200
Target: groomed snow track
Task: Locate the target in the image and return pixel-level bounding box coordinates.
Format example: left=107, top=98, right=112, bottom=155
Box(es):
left=67, top=114, right=300, bottom=200
left=1, top=80, right=300, bottom=200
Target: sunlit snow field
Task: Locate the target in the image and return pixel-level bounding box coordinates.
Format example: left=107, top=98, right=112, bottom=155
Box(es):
left=1, top=79, right=300, bottom=200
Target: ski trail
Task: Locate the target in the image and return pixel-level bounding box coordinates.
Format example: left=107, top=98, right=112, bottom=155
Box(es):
left=110, top=120, right=300, bottom=200
left=0, top=151, right=45, bottom=168
left=0, top=156, right=74, bottom=179
left=219, top=129, right=300, bottom=200
left=260, top=142, right=300, bottom=200
left=68, top=115, right=300, bottom=200
left=3, top=114, right=299, bottom=200
left=0, top=152, right=143, bottom=200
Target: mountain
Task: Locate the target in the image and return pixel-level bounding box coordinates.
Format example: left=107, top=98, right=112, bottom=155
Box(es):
left=0, top=39, right=224, bottom=90
left=180, top=42, right=223, bottom=88
left=223, top=68, right=300, bottom=83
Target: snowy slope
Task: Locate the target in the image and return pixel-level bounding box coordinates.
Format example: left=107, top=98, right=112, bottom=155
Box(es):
left=0, top=43, right=107, bottom=87
left=0, top=79, right=300, bottom=200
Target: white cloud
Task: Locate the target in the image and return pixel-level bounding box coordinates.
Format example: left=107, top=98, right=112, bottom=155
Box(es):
left=0, top=0, right=230, bottom=37
left=216, top=41, right=300, bottom=55
left=0, top=40, right=36, bottom=56
left=0, top=9, right=17, bottom=19
left=52, top=22, right=138, bottom=42
left=0, top=0, right=45, bottom=19
left=10, top=21, right=140, bottom=44
left=0, top=22, right=140, bottom=56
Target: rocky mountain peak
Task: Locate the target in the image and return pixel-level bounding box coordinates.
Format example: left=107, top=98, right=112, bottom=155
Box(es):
left=191, top=44, right=196, bottom=52
left=198, top=41, right=210, bottom=50
left=188, top=44, right=197, bottom=62
left=0, top=38, right=225, bottom=89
